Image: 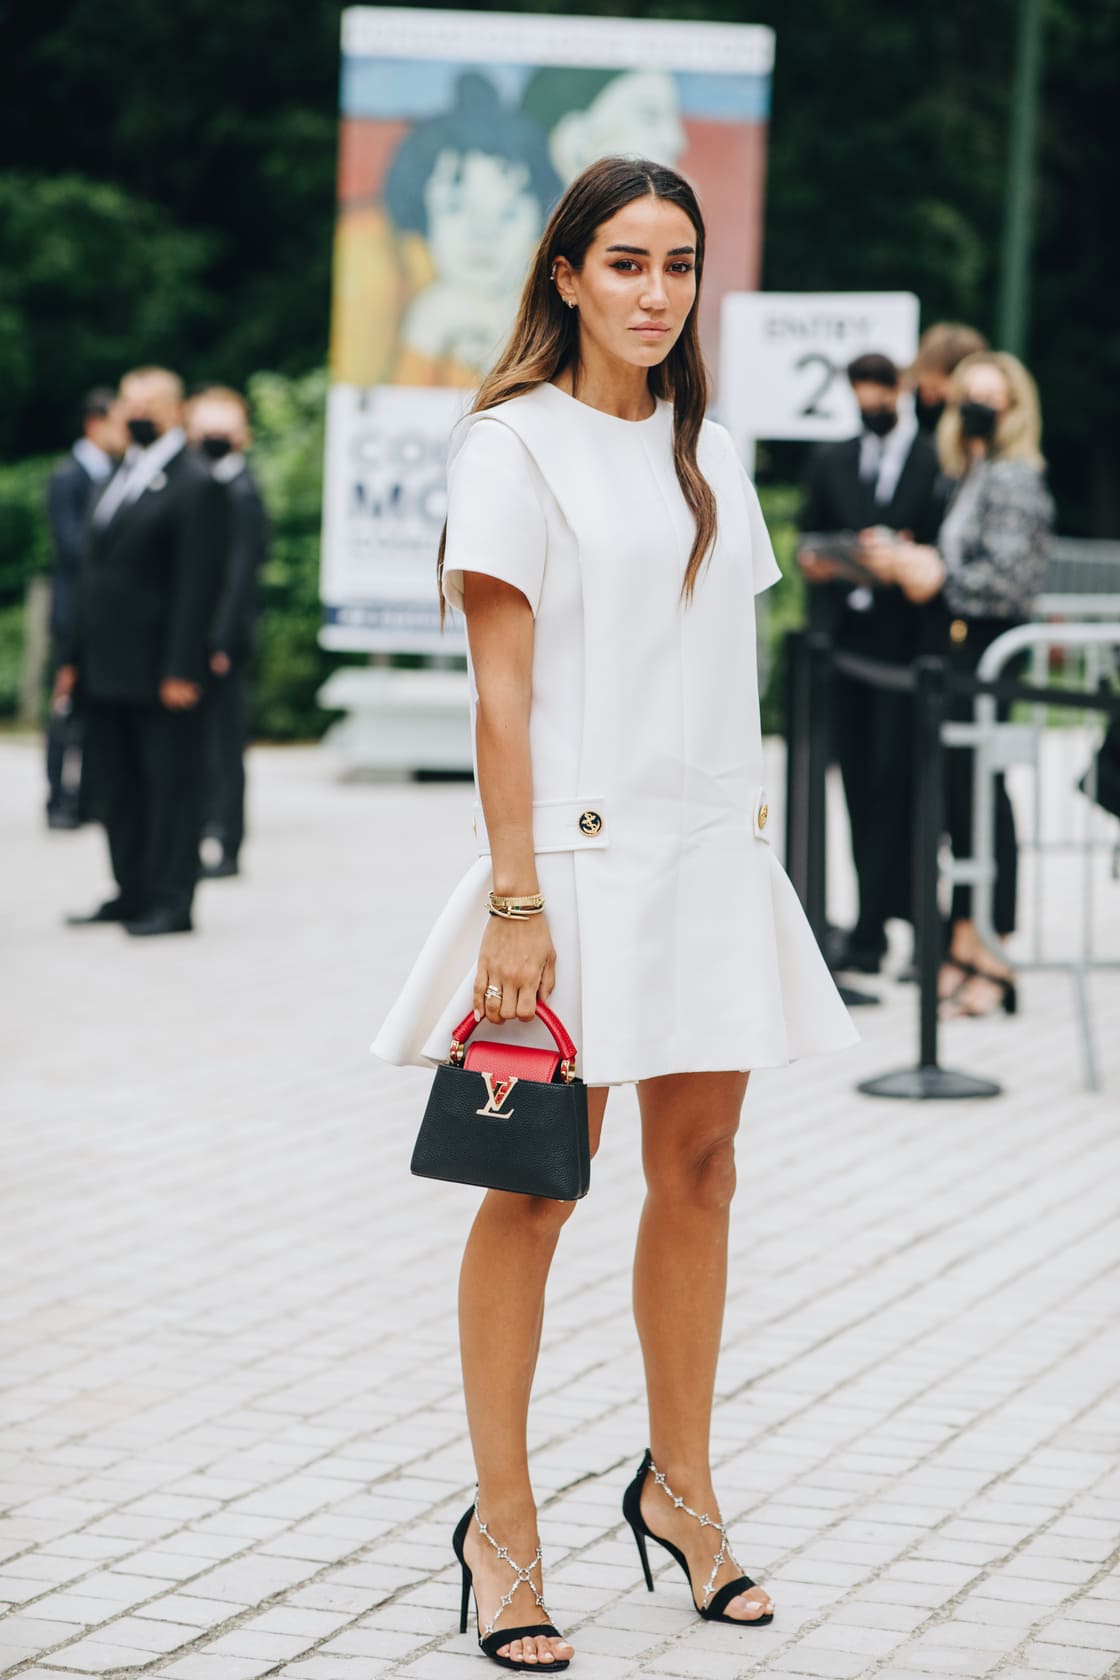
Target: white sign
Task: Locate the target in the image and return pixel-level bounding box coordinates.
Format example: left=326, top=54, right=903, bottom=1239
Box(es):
left=719, top=292, right=920, bottom=453
left=320, top=385, right=469, bottom=653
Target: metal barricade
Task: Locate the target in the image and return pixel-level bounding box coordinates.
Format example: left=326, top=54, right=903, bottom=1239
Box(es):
left=785, top=633, right=1004, bottom=1100
left=1036, top=537, right=1120, bottom=620
left=948, top=623, right=1120, bottom=1091
left=784, top=625, right=1120, bottom=1098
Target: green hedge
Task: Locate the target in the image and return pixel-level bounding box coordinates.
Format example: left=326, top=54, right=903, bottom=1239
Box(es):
left=0, top=371, right=805, bottom=736
left=756, top=483, right=805, bottom=736
left=242, top=367, right=365, bottom=740
left=0, top=454, right=51, bottom=715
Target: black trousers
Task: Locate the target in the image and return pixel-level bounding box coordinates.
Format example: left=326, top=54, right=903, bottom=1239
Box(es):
left=86, top=697, right=205, bottom=918
left=202, top=658, right=249, bottom=862
left=941, top=614, right=1021, bottom=936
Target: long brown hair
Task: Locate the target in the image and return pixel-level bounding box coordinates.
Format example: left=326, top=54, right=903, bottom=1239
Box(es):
left=437, top=156, right=715, bottom=617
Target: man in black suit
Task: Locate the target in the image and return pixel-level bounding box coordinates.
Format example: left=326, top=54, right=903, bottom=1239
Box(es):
left=799, top=352, right=945, bottom=973
left=44, top=389, right=125, bottom=827
left=55, top=367, right=225, bottom=936
left=186, top=386, right=268, bottom=879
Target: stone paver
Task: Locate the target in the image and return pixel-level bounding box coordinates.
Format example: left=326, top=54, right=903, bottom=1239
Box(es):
left=2, top=735, right=1119, bottom=1680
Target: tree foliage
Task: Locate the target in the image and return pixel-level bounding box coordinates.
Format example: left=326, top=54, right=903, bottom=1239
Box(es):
left=0, top=0, right=1116, bottom=530
left=0, top=174, right=217, bottom=457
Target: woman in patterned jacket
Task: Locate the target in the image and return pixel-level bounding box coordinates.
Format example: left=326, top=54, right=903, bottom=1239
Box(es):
left=861, top=351, right=1054, bottom=1018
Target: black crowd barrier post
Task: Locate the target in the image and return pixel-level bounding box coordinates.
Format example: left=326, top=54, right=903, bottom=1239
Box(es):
left=858, top=655, right=1001, bottom=1100
left=804, top=630, right=832, bottom=948
left=783, top=630, right=810, bottom=907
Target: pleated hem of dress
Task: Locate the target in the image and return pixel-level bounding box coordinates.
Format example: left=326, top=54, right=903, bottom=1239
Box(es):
left=370, top=849, right=858, bottom=1087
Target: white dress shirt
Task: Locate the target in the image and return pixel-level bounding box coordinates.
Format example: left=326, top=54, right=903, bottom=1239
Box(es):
left=858, top=392, right=918, bottom=511
left=93, top=427, right=186, bottom=529
left=209, top=450, right=246, bottom=484
left=72, top=438, right=113, bottom=483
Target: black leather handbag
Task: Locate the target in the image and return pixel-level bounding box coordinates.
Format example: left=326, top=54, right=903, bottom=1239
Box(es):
left=411, top=1001, right=590, bottom=1201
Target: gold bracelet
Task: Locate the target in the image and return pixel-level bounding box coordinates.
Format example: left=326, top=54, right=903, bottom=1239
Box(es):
left=488, top=890, right=545, bottom=919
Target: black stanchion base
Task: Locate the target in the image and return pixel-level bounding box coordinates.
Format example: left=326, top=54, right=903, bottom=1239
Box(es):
left=858, top=1064, right=1002, bottom=1100
left=838, top=983, right=880, bottom=1008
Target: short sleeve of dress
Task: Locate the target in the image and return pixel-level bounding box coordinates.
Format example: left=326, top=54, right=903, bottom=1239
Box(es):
left=442, top=418, right=547, bottom=616
left=741, top=468, right=782, bottom=596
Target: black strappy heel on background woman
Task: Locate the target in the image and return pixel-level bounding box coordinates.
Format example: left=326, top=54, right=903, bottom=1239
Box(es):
left=939, top=958, right=1018, bottom=1018
left=622, top=1449, right=774, bottom=1626
left=452, top=1504, right=571, bottom=1672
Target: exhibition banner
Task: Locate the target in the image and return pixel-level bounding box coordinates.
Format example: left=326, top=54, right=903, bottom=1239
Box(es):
left=322, top=6, right=774, bottom=652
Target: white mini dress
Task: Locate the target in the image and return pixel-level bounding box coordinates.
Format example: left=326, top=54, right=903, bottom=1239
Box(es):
left=372, top=382, right=856, bottom=1086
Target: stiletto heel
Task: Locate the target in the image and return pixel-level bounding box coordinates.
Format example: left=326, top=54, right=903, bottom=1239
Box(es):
left=621, top=1450, right=774, bottom=1626
left=454, top=1507, right=473, bottom=1634
left=450, top=1502, right=571, bottom=1672
left=625, top=1501, right=654, bottom=1592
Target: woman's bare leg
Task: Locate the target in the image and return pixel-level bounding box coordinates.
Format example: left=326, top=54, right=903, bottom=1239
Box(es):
left=458, top=1088, right=608, bottom=1666
left=632, top=1070, right=772, bottom=1621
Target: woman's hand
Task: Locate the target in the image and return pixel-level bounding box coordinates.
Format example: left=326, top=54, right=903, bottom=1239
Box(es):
left=857, top=532, right=946, bottom=603
left=892, top=542, right=946, bottom=603
left=474, top=913, right=556, bottom=1027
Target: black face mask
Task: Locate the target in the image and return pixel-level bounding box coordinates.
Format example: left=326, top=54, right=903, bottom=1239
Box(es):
left=126, top=417, right=158, bottom=448
left=958, top=399, right=999, bottom=441
left=199, top=436, right=233, bottom=461
left=914, top=395, right=945, bottom=433
left=860, top=407, right=897, bottom=438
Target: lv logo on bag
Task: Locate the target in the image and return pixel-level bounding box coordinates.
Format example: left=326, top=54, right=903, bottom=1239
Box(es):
left=475, top=1073, right=519, bottom=1118
left=413, top=1002, right=589, bottom=1200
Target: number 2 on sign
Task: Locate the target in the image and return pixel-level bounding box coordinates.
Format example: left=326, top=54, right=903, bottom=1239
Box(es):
left=795, top=352, right=836, bottom=419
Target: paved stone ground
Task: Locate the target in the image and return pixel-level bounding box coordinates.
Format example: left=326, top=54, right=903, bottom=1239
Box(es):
left=2, top=735, right=1120, bottom=1680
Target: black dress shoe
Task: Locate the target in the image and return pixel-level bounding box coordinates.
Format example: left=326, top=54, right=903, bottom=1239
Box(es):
left=829, top=932, right=886, bottom=975
left=65, top=898, right=141, bottom=926
left=124, top=911, right=193, bottom=937
left=198, top=856, right=239, bottom=880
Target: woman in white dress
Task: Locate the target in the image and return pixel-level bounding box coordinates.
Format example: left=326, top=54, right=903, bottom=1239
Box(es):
left=374, top=157, right=856, bottom=1672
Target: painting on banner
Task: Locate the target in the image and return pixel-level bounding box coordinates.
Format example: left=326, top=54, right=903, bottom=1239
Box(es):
left=322, top=6, right=774, bottom=652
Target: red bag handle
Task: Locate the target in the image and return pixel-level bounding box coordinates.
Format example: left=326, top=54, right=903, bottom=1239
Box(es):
left=449, top=998, right=578, bottom=1069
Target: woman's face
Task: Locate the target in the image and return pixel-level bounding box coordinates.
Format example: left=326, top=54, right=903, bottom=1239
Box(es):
left=961, top=362, right=1010, bottom=413
left=424, top=148, right=543, bottom=293
left=559, top=195, right=698, bottom=372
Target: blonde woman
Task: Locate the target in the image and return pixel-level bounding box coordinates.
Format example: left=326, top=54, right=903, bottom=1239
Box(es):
left=374, top=157, right=856, bottom=1671
left=862, top=351, right=1054, bottom=1018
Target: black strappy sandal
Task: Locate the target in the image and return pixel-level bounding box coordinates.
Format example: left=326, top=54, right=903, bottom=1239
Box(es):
left=452, top=1503, right=571, bottom=1672
left=622, top=1449, right=774, bottom=1625
left=939, top=959, right=1018, bottom=1018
